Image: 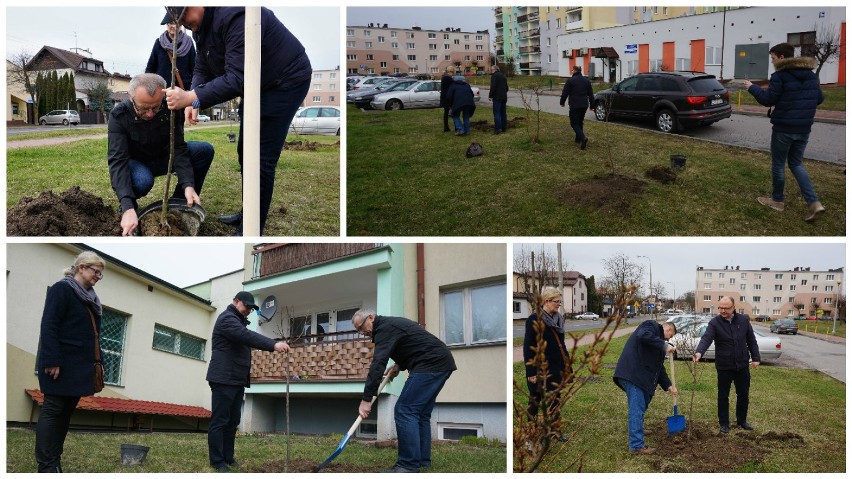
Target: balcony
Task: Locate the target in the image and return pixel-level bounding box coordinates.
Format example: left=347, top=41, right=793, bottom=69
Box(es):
left=496, top=21, right=503, bottom=29
left=252, top=243, right=385, bottom=279
left=519, top=45, right=541, bottom=54
left=565, top=19, right=584, bottom=32
left=517, top=12, right=540, bottom=24
left=495, top=7, right=502, bottom=15
left=251, top=330, right=374, bottom=383
left=521, top=28, right=541, bottom=39
left=520, top=62, right=542, bottom=70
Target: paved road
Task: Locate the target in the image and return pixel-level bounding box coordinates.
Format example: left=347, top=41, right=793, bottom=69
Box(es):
left=753, top=324, right=845, bottom=383
left=500, top=88, right=845, bottom=165
left=512, top=314, right=653, bottom=337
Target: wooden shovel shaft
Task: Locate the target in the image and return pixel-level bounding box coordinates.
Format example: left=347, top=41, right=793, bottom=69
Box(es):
left=668, top=352, right=677, bottom=407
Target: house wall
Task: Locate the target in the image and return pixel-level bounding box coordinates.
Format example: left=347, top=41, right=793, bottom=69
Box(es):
left=6, top=243, right=216, bottom=424
left=557, top=6, right=845, bottom=84
left=304, top=68, right=342, bottom=107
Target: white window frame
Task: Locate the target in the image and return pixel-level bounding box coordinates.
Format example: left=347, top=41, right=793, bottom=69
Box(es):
left=440, top=281, right=506, bottom=347
left=438, top=423, right=483, bottom=441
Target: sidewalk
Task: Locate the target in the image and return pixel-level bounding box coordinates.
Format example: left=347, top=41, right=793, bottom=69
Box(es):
left=512, top=324, right=638, bottom=363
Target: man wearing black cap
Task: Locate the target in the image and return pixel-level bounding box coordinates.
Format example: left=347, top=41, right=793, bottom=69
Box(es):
left=207, top=291, right=290, bottom=472
left=162, top=6, right=312, bottom=236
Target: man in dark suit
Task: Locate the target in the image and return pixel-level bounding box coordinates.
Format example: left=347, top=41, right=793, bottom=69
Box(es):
left=488, top=65, right=509, bottom=134
left=559, top=65, right=595, bottom=149
left=206, top=291, right=290, bottom=472
left=440, top=66, right=456, bottom=132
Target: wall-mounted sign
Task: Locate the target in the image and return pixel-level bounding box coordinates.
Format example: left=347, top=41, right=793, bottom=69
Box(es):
left=625, top=44, right=638, bottom=54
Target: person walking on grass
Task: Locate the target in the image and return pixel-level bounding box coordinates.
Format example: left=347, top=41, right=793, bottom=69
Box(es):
left=559, top=65, right=595, bottom=150
left=744, top=42, right=825, bottom=222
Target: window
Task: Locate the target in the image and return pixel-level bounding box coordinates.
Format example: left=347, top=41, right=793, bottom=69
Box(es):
left=703, top=295, right=711, bottom=301
left=825, top=298, right=833, bottom=304
left=429, top=44, right=437, bottom=50
left=752, top=296, right=761, bottom=303
left=704, top=283, right=711, bottom=289
left=729, top=278, right=736, bottom=284
left=407, top=55, right=417, bottom=61
left=429, top=55, right=438, bottom=61
left=442, top=282, right=506, bottom=346
left=813, top=274, right=820, bottom=281
left=811, top=298, right=817, bottom=304
left=454, top=39, right=460, bottom=45
left=380, top=61, right=387, bottom=67
left=719, top=273, right=725, bottom=279
left=704, top=272, right=712, bottom=279
left=101, top=309, right=128, bottom=385
left=365, top=42, right=373, bottom=49
left=705, top=46, right=723, bottom=65
left=775, top=274, right=784, bottom=280
left=444, top=44, right=451, bottom=50
left=439, top=423, right=482, bottom=441
left=476, top=35, right=483, bottom=41
left=476, top=45, right=484, bottom=51
left=791, top=274, right=797, bottom=280
left=428, top=33, right=436, bottom=39
left=801, top=279, right=808, bottom=285
left=12, top=102, right=19, bottom=115
left=753, top=284, right=761, bottom=290
left=775, top=284, right=783, bottom=291
left=347, top=54, right=357, bottom=61
left=788, top=31, right=817, bottom=56
left=477, top=55, right=484, bottom=61
left=312, top=96, right=321, bottom=102
left=346, top=29, right=354, bottom=36
left=313, top=83, right=322, bottom=90
left=366, top=54, right=374, bottom=60
left=773, top=297, right=782, bottom=303
left=513, top=301, right=521, bottom=313
left=464, top=34, right=470, bottom=40
left=755, top=274, right=762, bottom=280
left=826, top=274, right=835, bottom=281
left=812, top=286, right=818, bottom=292
left=152, top=324, right=205, bottom=360
left=391, top=31, right=397, bottom=38
left=329, top=95, right=335, bottom=102
left=407, top=42, right=416, bottom=49
left=790, top=285, right=796, bottom=291
left=741, top=273, right=747, bottom=279
left=444, top=33, right=450, bottom=39
left=392, top=42, right=399, bottom=49
left=346, top=41, right=355, bottom=48
left=739, top=284, right=746, bottom=290
left=378, top=36, right=385, bottom=43
left=826, top=285, right=835, bottom=292
left=392, top=55, right=400, bottom=61
left=363, top=30, right=371, bottom=36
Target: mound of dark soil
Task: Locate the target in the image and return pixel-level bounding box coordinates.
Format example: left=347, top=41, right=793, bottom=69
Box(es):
left=246, top=458, right=378, bottom=473
left=7, top=187, right=121, bottom=236
left=556, top=174, right=647, bottom=215
left=645, top=166, right=678, bottom=184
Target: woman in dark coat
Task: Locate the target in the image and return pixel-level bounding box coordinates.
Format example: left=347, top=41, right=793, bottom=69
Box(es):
left=145, top=20, right=196, bottom=90
left=522, top=287, right=570, bottom=423
left=35, top=251, right=106, bottom=473
left=447, top=77, right=476, bottom=136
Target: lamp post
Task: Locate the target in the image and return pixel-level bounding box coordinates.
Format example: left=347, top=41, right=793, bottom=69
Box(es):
left=637, top=255, right=652, bottom=316
left=667, top=281, right=676, bottom=311
left=833, top=277, right=842, bottom=334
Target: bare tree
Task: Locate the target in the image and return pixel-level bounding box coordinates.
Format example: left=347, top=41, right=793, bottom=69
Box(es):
left=810, top=22, right=842, bottom=79
left=516, top=86, right=544, bottom=144
left=7, top=51, right=39, bottom=121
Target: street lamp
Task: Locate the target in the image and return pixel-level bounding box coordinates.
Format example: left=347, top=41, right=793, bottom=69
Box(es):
left=637, top=255, right=652, bottom=315
left=833, top=277, right=842, bottom=334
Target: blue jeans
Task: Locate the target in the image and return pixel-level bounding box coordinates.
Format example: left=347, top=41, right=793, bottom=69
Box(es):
left=395, top=371, right=452, bottom=471
left=237, top=78, right=312, bottom=234
left=492, top=100, right=507, bottom=132
left=35, top=394, right=80, bottom=472
left=569, top=108, right=587, bottom=142
left=129, top=141, right=214, bottom=201
left=618, top=378, right=651, bottom=451
left=452, top=107, right=473, bottom=134
left=208, top=383, right=244, bottom=468
left=770, top=130, right=818, bottom=204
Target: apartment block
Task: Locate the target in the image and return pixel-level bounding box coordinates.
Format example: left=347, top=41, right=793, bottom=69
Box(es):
left=346, top=23, right=491, bottom=77
left=304, top=67, right=342, bottom=107
left=695, top=266, right=844, bottom=319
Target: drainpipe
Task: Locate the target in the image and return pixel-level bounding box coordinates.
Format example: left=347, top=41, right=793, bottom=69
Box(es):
left=417, top=244, right=426, bottom=327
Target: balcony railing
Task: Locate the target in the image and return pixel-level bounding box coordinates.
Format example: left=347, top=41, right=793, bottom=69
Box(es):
left=251, top=330, right=374, bottom=382
left=517, top=12, right=539, bottom=24
left=519, top=45, right=541, bottom=54
left=252, top=243, right=384, bottom=279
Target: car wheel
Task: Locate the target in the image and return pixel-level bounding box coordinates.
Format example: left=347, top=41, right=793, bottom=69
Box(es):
left=336, top=128, right=340, bottom=136
left=594, top=101, right=608, bottom=121
left=62, top=119, right=69, bottom=126
left=386, top=99, right=403, bottom=110
left=655, top=109, right=677, bottom=133
left=40, top=120, right=46, bottom=125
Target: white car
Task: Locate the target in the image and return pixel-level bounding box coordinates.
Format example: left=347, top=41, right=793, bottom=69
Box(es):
left=289, top=106, right=340, bottom=136
left=576, top=312, right=599, bottom=320
left=196, top=114, right=210, bottom=122
left=671, top=322, right=781, bottom=360
left=370, top=80, right=481, bottom=110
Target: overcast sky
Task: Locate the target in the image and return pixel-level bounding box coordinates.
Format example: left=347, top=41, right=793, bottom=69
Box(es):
left=514, top=242, right=846, bottom=299
left=6, top=6, right=340, bottom=75
left=92, top=243, right=246, bottom=288
left=347, top=7, right=495, bottom=37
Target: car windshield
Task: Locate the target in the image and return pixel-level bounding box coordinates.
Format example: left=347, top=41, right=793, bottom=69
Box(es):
left=687, top=77, right=725, bottom=93
left=388, top=81, right=415, bottom=92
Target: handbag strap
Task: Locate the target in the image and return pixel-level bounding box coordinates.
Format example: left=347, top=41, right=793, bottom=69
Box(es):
left=87, top=308, right=102, bottom=362
left=166, top=51, right=186, bottom=90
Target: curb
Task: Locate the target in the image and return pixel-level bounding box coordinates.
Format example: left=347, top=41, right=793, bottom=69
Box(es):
left=731, top=108, right=845, bottom=126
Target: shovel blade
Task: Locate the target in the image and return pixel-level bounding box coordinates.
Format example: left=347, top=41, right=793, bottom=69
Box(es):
left=667, top=407, right=686, bottom=435
left=315, top=432, right=353, bottom=471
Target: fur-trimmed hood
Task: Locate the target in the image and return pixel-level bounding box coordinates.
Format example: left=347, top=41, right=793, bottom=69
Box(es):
left=774, top=55, right=817, bottom=72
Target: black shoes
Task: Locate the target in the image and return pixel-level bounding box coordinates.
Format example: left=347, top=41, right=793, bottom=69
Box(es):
left=218, top=211, right=243, bottom=226
left=720, top=424, right=730, bottom=434
left=738, top=422, right=754, bottom=431
left=580, top=138, right=588, bottom=150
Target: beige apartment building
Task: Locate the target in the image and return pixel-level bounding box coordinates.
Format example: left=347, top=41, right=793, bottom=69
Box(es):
left=304, top=67, right=342, bottom=107
left=346, top=23, right=491, bottom=77
left=695, top=266, right=844, bottom=319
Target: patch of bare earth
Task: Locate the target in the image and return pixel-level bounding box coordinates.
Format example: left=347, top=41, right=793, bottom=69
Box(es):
left=245, top=458, right=378, bottom=473
left=556, top=174, right=647, bottom=215
left=7, top=186, right=121, bottom=236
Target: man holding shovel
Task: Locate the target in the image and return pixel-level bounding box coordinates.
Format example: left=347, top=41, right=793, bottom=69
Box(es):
left=353, top=310, right=456, bottom=473
left=613, top=320, right=678, bottom=454
left=108, top=73, right=214, bottom=236
left=206, top=291, right=290, bottom=473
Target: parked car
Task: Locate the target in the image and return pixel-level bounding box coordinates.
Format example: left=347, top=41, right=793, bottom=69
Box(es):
left=576, top=312, right=599, bottom=320
left=289, top=106, right=340, bottom=136
left=754, top=314, right=772, bottom=322
left=348, top=79, right=418, bottom=109
left=196, top=114, right=210, bottom=122
left=370, top=80, right=480, bottom=110
left=350, top=76, right=392, bottom=91
left=665, top=314, right=703, bottom=333
left=593, top=71, right=731, bottom=133
left=671, top=323, right=782, bottom=360
left=805, top=315, right=818, bottom=321
left=39, top=109, right=80, bottom=126
left=770, top=318, right=799, bottom=335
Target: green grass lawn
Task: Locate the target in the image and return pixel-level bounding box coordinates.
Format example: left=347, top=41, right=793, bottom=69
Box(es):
left=6, top=126, right=339, bottom=236
left=5, top=429, right=505, bottom=473
left=513, top=334, right=845, bottom=472
left=346, top=105, right=845, bottom=236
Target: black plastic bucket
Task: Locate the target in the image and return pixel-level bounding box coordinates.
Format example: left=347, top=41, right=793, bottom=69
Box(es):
left=136, top=198, right=206, bottom=236
left=670, top=155, right=687, bottom=170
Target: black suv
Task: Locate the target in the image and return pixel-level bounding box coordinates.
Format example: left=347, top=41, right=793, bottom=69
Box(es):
left=593, top=71, right=731, bottom=133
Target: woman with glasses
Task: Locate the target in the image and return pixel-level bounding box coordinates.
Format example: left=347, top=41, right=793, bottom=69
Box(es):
left=522, top=286, right=571, bottom=428
left=146, top=18, right=196, bottom=90
left=35, top=251, right=106, bottom=472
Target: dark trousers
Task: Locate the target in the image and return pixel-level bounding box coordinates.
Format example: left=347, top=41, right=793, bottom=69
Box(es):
left=237, top=77, right=312, bottom=234
left=129, top=141, right=215, bottom=203
left=208, top=383, right=245, bottom=468
left=442, top=106, right=452, bottom=131
left=569, top=108, right=588, bottom=142
left=717, top=368, right=750, bottom=426
left=394, top=371, right=452, bottom=471
left=35, top=394, right=80, bottom=473
left=525, top=379, right=561, bottom=419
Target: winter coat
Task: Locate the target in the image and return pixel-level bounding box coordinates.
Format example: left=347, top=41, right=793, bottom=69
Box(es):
left=206, top=304, right=279, bottom=387
left=145, top=36, right=196, bottom=89
left=191, top=7, right=312, bottom=109
left=440, top=73, right=454, bottom=108
left=489, top=71, right=508, bottom=102
left=447, top=79, right=477, bottom=117
left=560, top=72, right=595, bottom=110
left=37, top=280, right=104, bottom=397
left=747, top=56, right=824, bottom=134
left=695, top=312, right=761, bottom=371
left=523, top=312, right=570, bottom=391
left=107, top=98, right=193, bottom=213
left=363, top=316, right=456, bottom=401
left=613, top=320, right=672, bottom=397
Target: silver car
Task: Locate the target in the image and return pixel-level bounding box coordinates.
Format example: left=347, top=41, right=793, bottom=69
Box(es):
left=289, top=106, right=340, bottom=136
left=39, top=109, right=80, bottom=126
left=671, top=322, right=782, bottom=360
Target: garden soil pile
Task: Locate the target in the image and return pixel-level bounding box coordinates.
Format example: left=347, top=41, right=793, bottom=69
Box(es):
left=7, top=187, right=121, bottom=236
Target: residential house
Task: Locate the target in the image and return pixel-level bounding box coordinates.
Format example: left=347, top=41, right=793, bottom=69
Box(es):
left=304, top=67, right=342, bottom=107
left=7, top=60, right=31, bottom=125
left=512, top=270, right=588, bottom=317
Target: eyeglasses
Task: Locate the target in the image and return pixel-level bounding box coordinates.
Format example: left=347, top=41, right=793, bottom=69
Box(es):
left=85, top=265, right=104, bottom=278
left=131, top=98, right=163, bottom=115
left=718, top=306, right=733, bottom=311
left=354, top=316, right=369, bottom=333
left=548, top=299, right=563, bottom=304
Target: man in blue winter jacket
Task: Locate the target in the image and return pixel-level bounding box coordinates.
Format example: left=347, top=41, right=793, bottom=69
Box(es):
left=613, top=319, right=678, bottom=454
left=744, top=42, right=825, bottom=222
left=693, top=296, right=761, bottom=434
left=163, top=6, right=312, bottom=235
left=206, top=291, right=290, bottom=472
